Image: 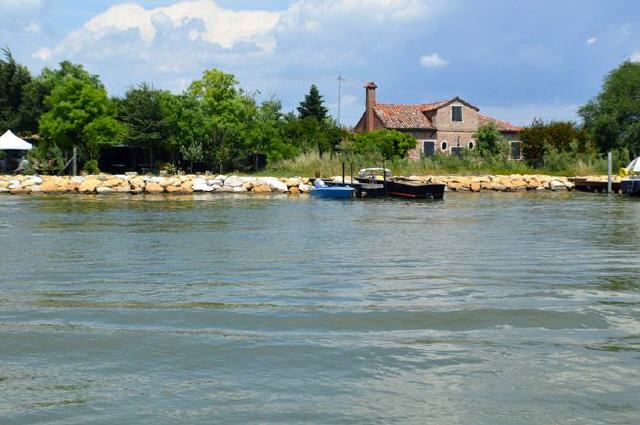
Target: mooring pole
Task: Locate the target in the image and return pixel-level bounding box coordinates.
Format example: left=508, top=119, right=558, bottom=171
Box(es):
left=342, top=161, right=345, bottom=186
left=607, top=151, right=612, bottom=194
left=383, top=160, right=387, bottom=196
left=350, top=162, right=353, bottom=185
left=72, top=146, right=77, bottom=176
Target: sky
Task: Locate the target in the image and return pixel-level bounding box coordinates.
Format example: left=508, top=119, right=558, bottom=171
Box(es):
left=1, top=0, right=639, bottom=126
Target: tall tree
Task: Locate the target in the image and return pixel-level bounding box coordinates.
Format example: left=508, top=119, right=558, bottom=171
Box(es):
left=579, top=61, right=640, bottom=155
left=0, top=48, right=32, bottom=133
left=188, top=68, right=257, bottom=170
left=119, top=83, right=171, bottom=164
left=20, top=61, right=102, bottom=134
left=297, top=84, right=328, bottom=121
left=473, top=123, right=507, bottom=158
left=39, top=75, right=123, bottom=161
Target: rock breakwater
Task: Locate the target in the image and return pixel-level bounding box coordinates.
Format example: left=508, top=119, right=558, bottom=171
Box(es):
left=0, top=173, right=615, bottom=195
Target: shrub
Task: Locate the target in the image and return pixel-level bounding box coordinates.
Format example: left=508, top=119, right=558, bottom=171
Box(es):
left=82, top=159, right=99, bottom=174
left=348, top=130, right=416, bottom=160
left=27, top=143, right=65, bottom=175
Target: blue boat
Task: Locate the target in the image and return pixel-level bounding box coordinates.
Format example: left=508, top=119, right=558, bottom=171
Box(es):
left=309, top=179, right=355, bottom=199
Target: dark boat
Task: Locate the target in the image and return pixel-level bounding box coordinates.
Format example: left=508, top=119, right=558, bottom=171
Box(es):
left=356, top=168, right=445, bottom=200
left=386, top=178, right=446, bottom=200
left=621, top=177, right=640, bottom=196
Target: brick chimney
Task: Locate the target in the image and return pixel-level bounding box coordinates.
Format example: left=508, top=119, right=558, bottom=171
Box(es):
left=364, top=82, right=377, bottom=133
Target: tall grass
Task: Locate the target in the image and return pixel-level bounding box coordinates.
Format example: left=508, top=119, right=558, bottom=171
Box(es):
left=264, top=150, right=614, bottom=177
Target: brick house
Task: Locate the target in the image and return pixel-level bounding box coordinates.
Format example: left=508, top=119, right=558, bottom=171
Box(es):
left=354, top=82, right=523, bottom=158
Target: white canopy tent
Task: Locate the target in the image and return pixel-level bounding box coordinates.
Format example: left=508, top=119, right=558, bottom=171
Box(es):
left=0, top=130, right=33, bottom=151
left=627, top=157, right=640, bottom=174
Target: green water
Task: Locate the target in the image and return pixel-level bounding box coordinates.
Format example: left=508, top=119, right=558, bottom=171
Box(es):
left=1, top=192, right=639, bottom=424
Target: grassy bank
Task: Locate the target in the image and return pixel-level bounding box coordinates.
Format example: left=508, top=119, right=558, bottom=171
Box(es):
left=263, top=151, right=615, bottom=177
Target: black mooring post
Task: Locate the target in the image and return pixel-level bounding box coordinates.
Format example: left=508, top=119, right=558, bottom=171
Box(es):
left=342, top=161, right=345, bottom=186
left=350, top=162, right=353, bottom=186
left=383, top=160, right=388, bottom=196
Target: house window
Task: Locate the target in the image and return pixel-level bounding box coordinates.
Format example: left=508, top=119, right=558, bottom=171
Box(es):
left=441, top=141, right=448, bottom=151
left=468, top=141, right=475, bottom=150
left=451, top=146, right=463, bottom=157
left=451, top=105, right=463, bottom=122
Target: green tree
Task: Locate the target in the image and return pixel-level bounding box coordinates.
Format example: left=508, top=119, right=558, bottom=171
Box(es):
left=39, top=75, right=123, bottom=162
left=249, top=99, right=297, bottom=163
left=473, top=123, right=506, bottom=158
left=350, top=129, right=416, bottom=160
left=188, top=69, right=258, bottom=170
left=162, top=93, right=212, bottom=170
left=297, top=84, right=328, bottom=121
left=20, top=61, right=102, bottom=134
left=520, top=119, right=592, bottom=166
left=0, top=48, right=32, bottom=133
left=579, top=61, right=640, bottom=155
left=119, top=83, right=171, bottom=164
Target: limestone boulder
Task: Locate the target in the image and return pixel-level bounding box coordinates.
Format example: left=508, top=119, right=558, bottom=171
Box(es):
left=103, top=178, right=122, bottom=188
left=10, top=187, right=30, bottom=195
left=166, top=185, right=183, bottom=193
left=192, top=178, right=213, bottom=192
left=285, top=178, right=301, bottom=187
left=269, top=179, right=288, bottom=192
left=181, top=182, right=194, bottom=193
left=298, top=184, right=310, bottom=193
left=145, top=182, right=164, bottom=193
left=470, top=182, right=481, bottom=192
left=96, top=186, right=115, bottom=194
left=27, top=176, right=43, bottom=185
left=115, top=183, right=132, bottom=193
left=39, top=181, right=58, bottom=192
left=224, top=175, right=244, bottom=187
left=549, top=180, right=567, bottom=191
left=79, top=179, right=100, bottom=193
left=253, top=183, right=271, bottom=193
left=289, top=186, right=300, bottom=195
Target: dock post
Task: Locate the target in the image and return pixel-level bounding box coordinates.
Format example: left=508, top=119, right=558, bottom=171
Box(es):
left=607, top=151, right=612, bottom=194
left=383, top=160, right=387, bottom=196
left=72, top=146, right=77, bottom=176
left=342, top=161, right=345, bottom=186
left=350, top=162, right=353, bottom=186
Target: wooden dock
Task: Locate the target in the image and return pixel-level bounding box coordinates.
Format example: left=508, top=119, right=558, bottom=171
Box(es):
left=569, top=178, right=621, bottom=194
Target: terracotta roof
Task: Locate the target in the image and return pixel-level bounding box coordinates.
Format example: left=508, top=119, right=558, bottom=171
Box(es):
left=421, top=101, right=448, bottom=112
left=369, top=98, right=521, bottom=132
left=373, top=104, right=435, bottom=129
left=478, top=114, right=522, bottom=132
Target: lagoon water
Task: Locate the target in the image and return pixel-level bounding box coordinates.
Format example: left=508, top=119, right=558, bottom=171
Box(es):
left=1, top=192, right=639, bottom=424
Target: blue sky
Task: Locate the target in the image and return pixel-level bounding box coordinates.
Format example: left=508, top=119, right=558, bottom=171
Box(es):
left=1, top=0, right=639, bottom=126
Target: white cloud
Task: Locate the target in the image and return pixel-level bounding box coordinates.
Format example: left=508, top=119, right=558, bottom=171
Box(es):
left=66, top=0, right=280, bottom=51
left=419, top=53, right=448, bottom=68
left=33, top=47, right=50, bottom=61
left=586, top=37, right=597, bottom=45
left=631, top=52, right=640, bottom=63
